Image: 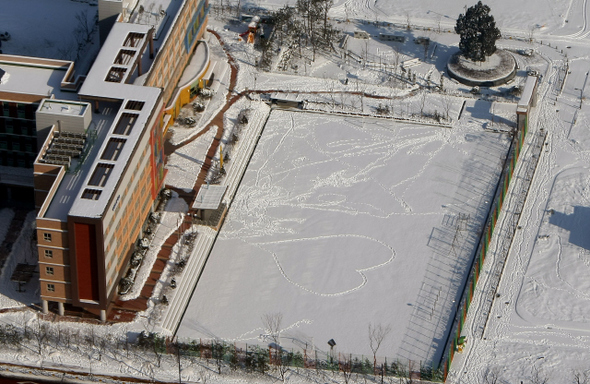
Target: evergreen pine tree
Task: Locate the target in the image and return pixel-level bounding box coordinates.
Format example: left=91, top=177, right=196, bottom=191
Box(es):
left=455, top=2, right=501, bottom=62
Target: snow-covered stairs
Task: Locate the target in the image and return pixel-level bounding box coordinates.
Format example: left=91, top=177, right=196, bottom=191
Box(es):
left=159, top=226, right=217, bottom=333
left=158, top=104, right=270, bottom=334
left=222, top=106, right=270, bottom=201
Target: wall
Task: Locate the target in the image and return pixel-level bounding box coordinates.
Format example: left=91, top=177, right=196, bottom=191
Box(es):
left=100, top=100, right=162, bottom=305
left=37, top=218, right=71, bottom=303
left=145, top=0, right=209, bottom=111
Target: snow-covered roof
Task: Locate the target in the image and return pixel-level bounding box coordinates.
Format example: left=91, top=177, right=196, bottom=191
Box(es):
left=62, top=23, right=162, bottom=220
left=0, top=55, right=77, bottom=102
left=192, top=184, right=228, bottom=210
left=43, top=108, right=119, bottom=221
left=269, top=92, right=302, bottom=101
left=38, top=99, right=88, bottom=116
left=80, top=23, right=154, bottom=93
left=517, top=75, right=538, bottom=113
left=178, top=41, right=209, bottom=88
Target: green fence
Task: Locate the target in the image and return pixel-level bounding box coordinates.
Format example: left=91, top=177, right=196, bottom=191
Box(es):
left=441, top=119, right=528, bottom=380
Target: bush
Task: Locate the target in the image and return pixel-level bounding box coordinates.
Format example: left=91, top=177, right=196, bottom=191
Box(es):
left=0, top=324, right=22, bottom=345
left=137, top=331, right=166, bottom=354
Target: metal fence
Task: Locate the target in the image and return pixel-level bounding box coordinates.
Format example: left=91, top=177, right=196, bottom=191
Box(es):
left=439, top=114, right=546, bottom=379
left=165, top=336, right=445, bottom=382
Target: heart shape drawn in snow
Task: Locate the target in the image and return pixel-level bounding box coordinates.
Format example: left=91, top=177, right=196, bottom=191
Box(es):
left=254, top=234, right=395, bottom=296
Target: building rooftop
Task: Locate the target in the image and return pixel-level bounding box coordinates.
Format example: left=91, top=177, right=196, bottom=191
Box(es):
left=192, top=184, right=228, bottom=210
left=68, top=23, right=161, bottom=220
left=0, top=55, right=78, bottom=102
left=44, top=103, right=119, bottom=221
left=38, top=100, right=88, bottom=116
left=517, top=75, right=538, bottom=112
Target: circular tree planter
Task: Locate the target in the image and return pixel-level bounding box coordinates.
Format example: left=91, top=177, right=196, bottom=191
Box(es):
left=447, top=49, right=517, bottom=87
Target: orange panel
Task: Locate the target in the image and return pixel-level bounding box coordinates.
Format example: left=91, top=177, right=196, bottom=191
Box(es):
left=74, top=223, right=99, bottom=301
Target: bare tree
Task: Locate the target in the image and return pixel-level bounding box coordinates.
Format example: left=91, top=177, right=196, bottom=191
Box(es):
left=262, top=312, right=283, bottom=345
left=481, top=366, right=502, bottom=384
left=368, top=323, right=392, bottom=374
left=363, top=38, right=370, bottom=65
left=392, top=45, right=401, bottom=73
left=354, top=80, right=366, bottom=112
left=419, top=91, right=427, bottom=116
left=75, top=10, right=94, bottom=44
left=527, top=24, right=536, bottom=44
left=573, top=369, right=590, bottom=384
left=32, top=317, right=49, bottom=355
left=405, top=12, right=412, bottom=30
left=324, top=74, right=336, bottom=109
left=341, top=354, right=353, bottom=384
left=531, top=365, right=549, bottom=384
left=262, top=313, right=287, bottom=380
left=443, top=92, right=453, bottom=121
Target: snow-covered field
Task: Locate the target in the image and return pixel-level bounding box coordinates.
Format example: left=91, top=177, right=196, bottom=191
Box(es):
left=177, top=109, right=510, bottom=366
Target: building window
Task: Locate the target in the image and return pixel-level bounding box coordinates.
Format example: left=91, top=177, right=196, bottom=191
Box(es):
left=17, top=104, right=25, bottom=118
left=123, top=32, right=145, bottom=47
left=46, top=267, right=54, bottom=275
left=81, top=188, right=102, bottom=200
left=43, top=233, right=52, bottom=242
left=44, top=249, right=53, bottom=258
left=89, top=163, right=115, bottom=187
left=113, top=113, right=138, bottom=135
left=105, top=66, right=128, bottom=83
left=125, top=100, right=145, bottom=111
left=101, top=138, right=126, bottom=161
left=47, top=284, right=55, bottom=292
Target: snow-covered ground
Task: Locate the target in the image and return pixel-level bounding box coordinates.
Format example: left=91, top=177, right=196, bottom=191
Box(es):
left=1, top=0, right=590, bottom=382
left=446, top=44, right=590, bottom=383
left=176, top=108, right=510, bottom=367
left=0, top=0, right=100, bottom=75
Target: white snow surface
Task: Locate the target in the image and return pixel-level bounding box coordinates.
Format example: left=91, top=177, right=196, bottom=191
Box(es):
left=165, top=127, right=217, bottom=192
left=0, top=0, right=590, bottom=382
left=177, top=109, right=510, bottom=365
left=0, top=0, right=100, bottom=74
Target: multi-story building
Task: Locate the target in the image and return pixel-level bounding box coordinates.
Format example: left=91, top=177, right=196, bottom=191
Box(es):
left=0, top=55, right=81, bottom=207
left=0, top=0, right=211, bottom=320
left=34, top=23, right=164, bottom=320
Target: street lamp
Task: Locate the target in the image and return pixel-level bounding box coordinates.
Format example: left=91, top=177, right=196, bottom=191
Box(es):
left=327, top=339, right=336, bottom=365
